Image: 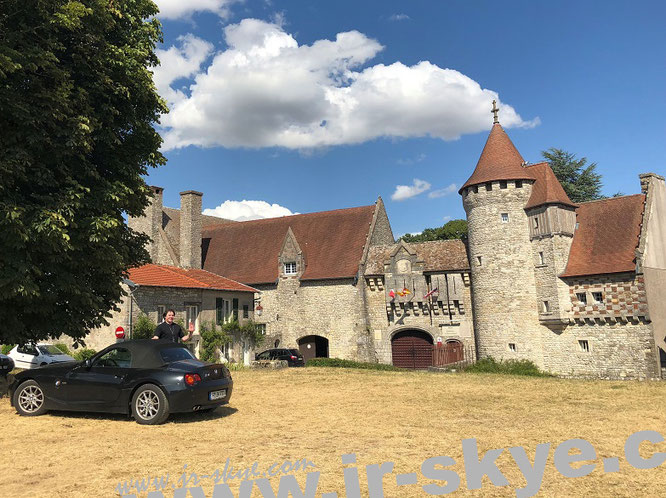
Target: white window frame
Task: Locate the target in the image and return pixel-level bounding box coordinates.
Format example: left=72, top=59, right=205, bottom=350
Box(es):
left=577, top=292, right=587, bottom=305
left=592, top=291, right=603, bottom=304
left=185, top=304, right=199, bottom=334
left=284, top=262, right=297, bottom=275
left=542, top=300, right=551, bottom=313
left=501, top=213, right=509, bottom=223
left=157, top=305, right=166, bottom=323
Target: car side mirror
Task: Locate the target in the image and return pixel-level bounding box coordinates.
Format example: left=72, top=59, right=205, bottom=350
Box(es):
left=84, top=359, right=92, bottom=369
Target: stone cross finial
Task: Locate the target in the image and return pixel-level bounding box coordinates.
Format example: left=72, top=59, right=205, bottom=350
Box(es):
left=491, top=100, right=499, bottom=124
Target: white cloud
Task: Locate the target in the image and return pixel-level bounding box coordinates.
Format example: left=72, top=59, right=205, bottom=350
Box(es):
left=391, top=179, right=431, bottom=201
left=428, top=183, right=458, bottom=198
left=153, top=35, right=214, bottom=105
left=154, top=0, right=237, bottom=20
left=396, top=153, right=426, bottom=165
left=389, top=14, right=410, bottom=21
left=159, top=18, right=538, bottom=151
left=203, top=200, right=298, bottom=221
left=442, top=216, right=452, bottom=223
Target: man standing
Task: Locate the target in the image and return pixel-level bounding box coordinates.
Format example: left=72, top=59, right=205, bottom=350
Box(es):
left=152, top=309, right=192, bottom=343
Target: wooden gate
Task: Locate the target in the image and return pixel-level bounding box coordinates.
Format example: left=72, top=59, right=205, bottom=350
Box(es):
left=433, top=340, right=465, bottom=366
left=391, top=330, right=433, bottom=369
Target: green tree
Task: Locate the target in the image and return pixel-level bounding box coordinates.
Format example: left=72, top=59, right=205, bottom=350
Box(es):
left=541, top=148, right=603, bottom=203
left=401, top=219, right=468, bottom=243
left=132, top=314, right=157, bottom=340
left=0, top=1, right=167, bottom=346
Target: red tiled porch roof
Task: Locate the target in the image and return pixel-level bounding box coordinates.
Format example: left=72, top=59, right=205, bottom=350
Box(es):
left=128, top=264, right=257, bottom=293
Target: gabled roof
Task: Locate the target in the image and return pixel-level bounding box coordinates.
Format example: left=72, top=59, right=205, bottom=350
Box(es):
left=460, top=123, right=534, bottom=192
left=365, top=240, right=469, bottom=275
left=560, top=195, right=645, bottom=278
left=524, top=162, right=577, bottom=209
left=202, top=205, right=377, bottom=284
left=128, top=264, right=257, bottom=293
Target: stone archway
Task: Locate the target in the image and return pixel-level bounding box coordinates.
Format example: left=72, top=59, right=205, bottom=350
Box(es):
left=298, top=335, right=329, bottom=362
left=391, top=329, right=434, bottom=369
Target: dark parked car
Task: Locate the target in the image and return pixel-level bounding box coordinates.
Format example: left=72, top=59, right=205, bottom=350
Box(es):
left=255, top=348, right=305, bottom=367
left=1, top=353, right=15, bottom=378
left=10, top=340, right=232, bottom=425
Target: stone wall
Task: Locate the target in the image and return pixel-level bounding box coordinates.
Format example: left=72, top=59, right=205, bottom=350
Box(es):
left=252, top=278, right=369, bottom=361
left=540, top=319, right=659, bottom=379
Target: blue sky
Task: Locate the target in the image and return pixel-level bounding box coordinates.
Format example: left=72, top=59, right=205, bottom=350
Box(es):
left=148, top=0, right=666, bottom=236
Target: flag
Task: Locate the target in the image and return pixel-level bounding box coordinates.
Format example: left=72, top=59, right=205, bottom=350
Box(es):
left=401, top=287, right=411, bottom=295
left=423, top=287, right=439, bottom=299
left=389, top=289, right=395, bottom=299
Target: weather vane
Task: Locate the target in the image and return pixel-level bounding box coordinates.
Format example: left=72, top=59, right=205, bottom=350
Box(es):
left=491, top=99, right=499, bottom=124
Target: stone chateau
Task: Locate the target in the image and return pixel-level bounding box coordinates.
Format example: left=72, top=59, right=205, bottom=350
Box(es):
left=90, top=113, right=666, bottom=379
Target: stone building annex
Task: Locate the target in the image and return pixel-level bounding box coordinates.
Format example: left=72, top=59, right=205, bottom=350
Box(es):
left=90, top=113, right=666, bottom=379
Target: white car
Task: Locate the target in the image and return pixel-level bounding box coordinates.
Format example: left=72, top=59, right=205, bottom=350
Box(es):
left=8, top=344, right=75, bottom=369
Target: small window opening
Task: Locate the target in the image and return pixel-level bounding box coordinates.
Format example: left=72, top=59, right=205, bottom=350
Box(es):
left=473, top=186, right=478, bottom=193
left=533, top=217, right=539, bottom=229
left=508, top=343, right=517, bottom=352
left=592, top=292, right=603, bottom=304
left=515, top=180, right=523, bottom=188
left=542, top=300, right=550, bottom=313
left=485, top=182, right=492, bottom=191
left=577, top=292, right=587, bottom=305
left=284, top=262, right=297, bottom=275
left=500, top=180, right=508, bottom=189
left=579, top=340, right=590, bottom=353
left=476, top=256, right=482, bottom=266
left=538, top=252, right=545, bottom=265
left=501, top=213, right=509, bottom=223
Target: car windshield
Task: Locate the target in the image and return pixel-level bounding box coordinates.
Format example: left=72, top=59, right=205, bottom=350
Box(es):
left=38, top=345, right=65, bottom=356
left=289, top=349, right=301, bottom=357
left=160, top=347, right=196, bottom=363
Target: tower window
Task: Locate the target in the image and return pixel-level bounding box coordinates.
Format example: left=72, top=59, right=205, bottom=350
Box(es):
left=538, top=252, right=545, bottom=265
left=592, top=292, right=603, bottom=304
left=473, top=186, right=478, bottom=193
left=485, top=182, right=492, bottom=191
left=500, top=180, right=508, bottom=189
left=578, top=340, right=590, bottom=353
left=542, top=300, right=551, bottom=313
left=476, top=256, right=483, bottom=266
left=533, top=217, right=539, bottom=229
left=501, top=213, right=509, bottom=223
left=508, top=343, right=517, bottom=352
left=515, top=180, right=523, bottom=188
left=577, top=292, right=587, bottom=305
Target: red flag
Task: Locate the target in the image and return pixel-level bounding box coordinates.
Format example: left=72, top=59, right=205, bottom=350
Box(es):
left=423, top=287, right=439, bottom=299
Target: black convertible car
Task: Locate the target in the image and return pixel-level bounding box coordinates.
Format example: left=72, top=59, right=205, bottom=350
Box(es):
left=9, top=340, right=233, bottom=425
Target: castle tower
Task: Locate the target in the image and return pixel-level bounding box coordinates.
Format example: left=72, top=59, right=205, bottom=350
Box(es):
left=460, top=102, right=544, bottom=365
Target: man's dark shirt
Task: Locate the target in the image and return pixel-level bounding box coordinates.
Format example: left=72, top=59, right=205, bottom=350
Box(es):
left=153, top=322, right=185, bottom=343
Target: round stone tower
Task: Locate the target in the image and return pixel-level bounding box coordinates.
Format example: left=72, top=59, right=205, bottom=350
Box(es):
left=460, top=107, right=544, bottom=366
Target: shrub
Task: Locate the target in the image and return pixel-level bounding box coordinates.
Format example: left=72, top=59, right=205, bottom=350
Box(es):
left=306, top=358, right=402, bottom=371
left=133, top=314, right=157, bottom=340
left=54, top=343, right=71, bottom=355
left=221, top=319, right=265, bottom=350
left=463, top=357, right=552, bottom=377
left=1, top=344, right=15, bottom=355
left=73, top=348, right=97, bottom=362
left=199, top=321, right=232, bottom=363
left=228, top=362, right=246, bottom=371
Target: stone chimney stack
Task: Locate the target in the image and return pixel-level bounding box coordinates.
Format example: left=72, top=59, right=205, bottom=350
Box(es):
left=640, top=173, right=664, bottom=194
left=179, top=190, right=203, bottom=268
left=128, top=186, right=163, bottom=263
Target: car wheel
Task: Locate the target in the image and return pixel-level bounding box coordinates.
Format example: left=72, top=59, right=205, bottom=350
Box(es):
left=40, top=362, right=47, bottom=366
left=13, top=380, right=48, bottom=416
left=131, top=384, right=170, bottom=425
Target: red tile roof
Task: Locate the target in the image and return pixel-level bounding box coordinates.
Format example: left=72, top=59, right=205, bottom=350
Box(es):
left=365, top=240, right=469, bottom=275
left=460, top=123, right=534, bottom=192
left=128, top=264, right=257, bottom=293
left=202, top=205, right=377, bottom=284
left=560, top=195, right=645, bottom=277
left=524, top=162, right=577, bottom=209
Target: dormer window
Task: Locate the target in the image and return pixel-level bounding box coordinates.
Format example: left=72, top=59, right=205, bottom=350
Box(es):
left=284, top=262, right=297, bottom=275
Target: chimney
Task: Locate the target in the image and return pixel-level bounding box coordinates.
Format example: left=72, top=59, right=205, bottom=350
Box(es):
left=128, top=185, right=163, bottom=263
left=179, top=190, right=203, bottom=268
left=640, top=173, right=665, bottom=195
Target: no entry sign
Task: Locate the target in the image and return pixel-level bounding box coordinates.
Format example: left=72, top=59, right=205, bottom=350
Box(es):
left=115, top=326, right=125, bottom=339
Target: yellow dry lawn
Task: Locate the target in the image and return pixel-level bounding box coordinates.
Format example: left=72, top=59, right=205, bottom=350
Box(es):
left=2, top=368, right=666, bottom=497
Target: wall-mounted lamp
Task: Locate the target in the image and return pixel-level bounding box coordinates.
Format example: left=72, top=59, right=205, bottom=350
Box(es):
left=255, top=304, right=263, bottom=317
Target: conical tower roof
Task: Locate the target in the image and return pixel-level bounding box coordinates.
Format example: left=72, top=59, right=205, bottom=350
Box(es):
left=459, top=123, right=534, bottom=193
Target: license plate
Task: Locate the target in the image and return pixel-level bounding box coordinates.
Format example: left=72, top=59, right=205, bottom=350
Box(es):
left=209, top=389, right=226, bottom=401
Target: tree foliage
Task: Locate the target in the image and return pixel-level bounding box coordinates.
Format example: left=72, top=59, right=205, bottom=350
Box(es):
left=0, top=1, right=167, bottom=346
left=132, top=313, right=157, bottom=340
left=541, top=148, right=603, bottom=203
left=401, top=219, right=468, bottom=243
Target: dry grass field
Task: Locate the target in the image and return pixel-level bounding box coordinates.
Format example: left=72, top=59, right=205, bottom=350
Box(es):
left=2, top=368, right=666, bottom=497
